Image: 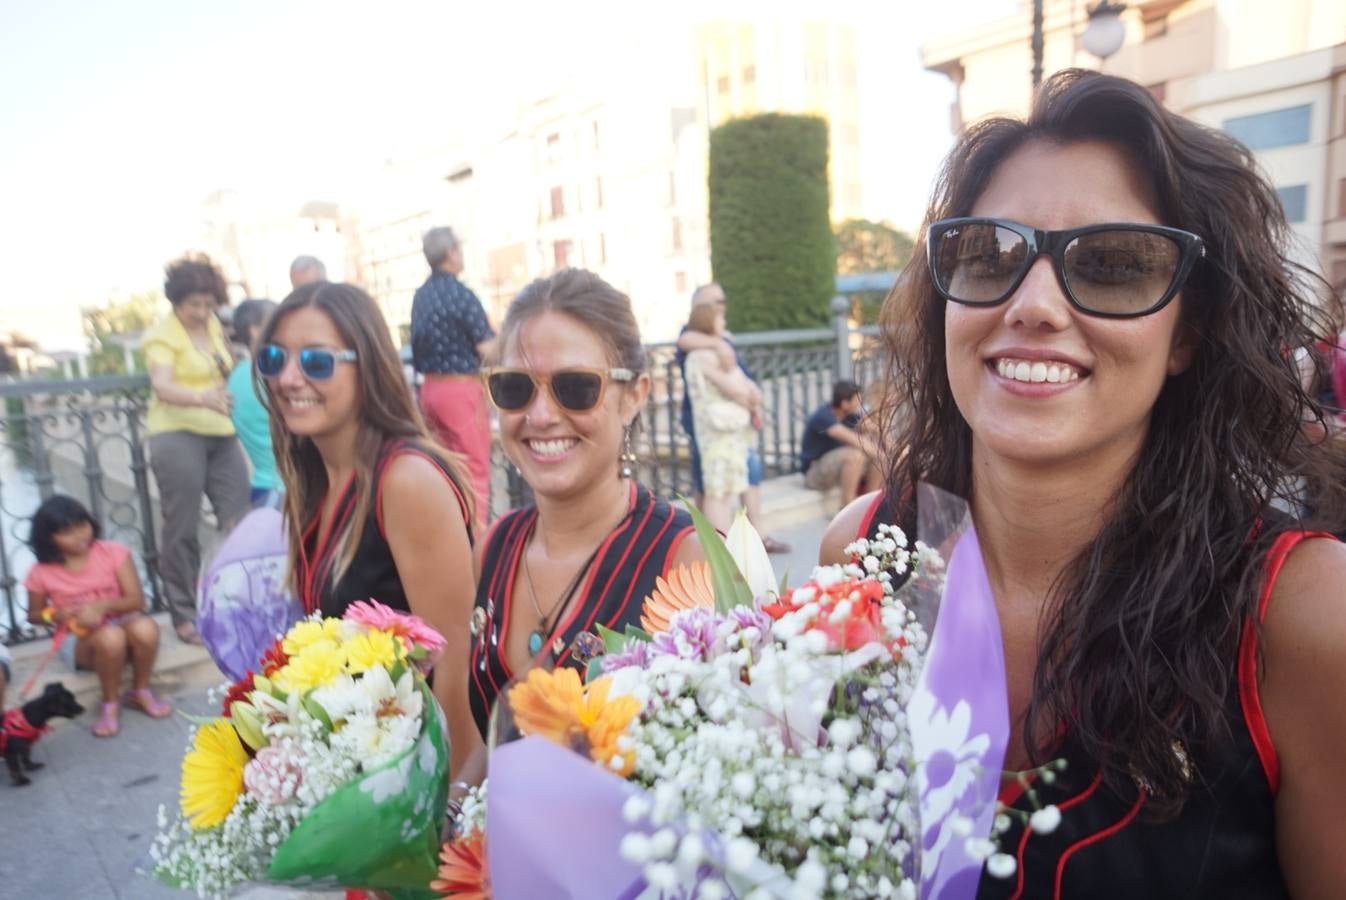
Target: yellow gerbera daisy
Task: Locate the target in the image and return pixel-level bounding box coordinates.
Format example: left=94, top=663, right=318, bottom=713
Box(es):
left=273, top=641, right=347, bottom=694
left=180, top=720, right=248, bottom=829
left=508, top=669, right=641, bottom=776
left=344, top=628, right=404, bottom=674
left=281, top=617, right=344, bottom=656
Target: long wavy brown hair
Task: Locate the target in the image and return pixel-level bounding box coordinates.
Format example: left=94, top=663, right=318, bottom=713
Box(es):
left=255, top=281, right=474, bottom=590
left=880, top=69, right=1346, bottom=812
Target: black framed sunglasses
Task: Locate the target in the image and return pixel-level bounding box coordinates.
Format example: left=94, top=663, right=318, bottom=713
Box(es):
left=482, top=367, right=635, bottom=413
left=255, top=344, right=358, bottom=381
left=927, top=217, right=1205, bottom=318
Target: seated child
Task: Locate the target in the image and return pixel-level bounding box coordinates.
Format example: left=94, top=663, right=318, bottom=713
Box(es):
left=24, top=495, right=171, bottom=737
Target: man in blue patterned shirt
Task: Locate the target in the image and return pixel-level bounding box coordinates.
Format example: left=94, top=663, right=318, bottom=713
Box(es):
left=410, top=226, right=495, bottom=522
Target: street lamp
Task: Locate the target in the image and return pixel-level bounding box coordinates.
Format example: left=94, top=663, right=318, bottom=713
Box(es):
left=1081, top=1, right=1128, bottom=62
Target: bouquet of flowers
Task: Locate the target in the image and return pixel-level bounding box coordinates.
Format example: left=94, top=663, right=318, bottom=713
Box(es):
left=440, top=488, right=1013, bottom=900
left=151, top=600, right=451, bottom=900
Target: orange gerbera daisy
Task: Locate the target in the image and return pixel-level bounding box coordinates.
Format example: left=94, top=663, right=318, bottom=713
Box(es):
left=431, top=831, right=490, bottom=899
left=507, top=668, right=641, bottom=776
left=640, top=561, right=715, bottom=633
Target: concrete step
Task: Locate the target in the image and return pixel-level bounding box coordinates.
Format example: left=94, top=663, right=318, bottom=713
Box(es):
left=6, top=611, right=224, bottom=705
left=756, top=472, right=841, bottom=535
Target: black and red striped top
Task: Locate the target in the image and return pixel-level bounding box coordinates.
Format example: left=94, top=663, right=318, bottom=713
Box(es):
left=858, top=490, right=1334, bottom=899
left=296, top=437, right=471, bottom=618
left=468, top=481, right=694, bottom=740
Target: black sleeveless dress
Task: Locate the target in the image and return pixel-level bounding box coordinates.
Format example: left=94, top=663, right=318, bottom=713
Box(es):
left=856, top=490, right=1333, bottom=900
left=297, top=437, right=472, bottom=618
left=468, top=481, right=695, bottom=739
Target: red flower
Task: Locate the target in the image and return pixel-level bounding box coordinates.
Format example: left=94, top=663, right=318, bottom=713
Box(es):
left=431, top=831, right=490, bottom=899
left=259, top=638, right=289, bottom=677
left=220, top=672, right=256, bottom=716
left=762, top=578, right=894, bottom=652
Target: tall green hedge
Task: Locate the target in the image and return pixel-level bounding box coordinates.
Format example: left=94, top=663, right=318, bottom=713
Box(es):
left=708, top=114, right=836, bottom=332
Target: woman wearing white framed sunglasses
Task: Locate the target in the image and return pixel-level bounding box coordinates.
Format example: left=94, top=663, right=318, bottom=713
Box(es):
left=466, top=268, right=706, bottom=759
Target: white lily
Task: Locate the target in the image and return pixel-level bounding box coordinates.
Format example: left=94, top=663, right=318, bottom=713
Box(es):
left=724, top=509, right=777, bottom=601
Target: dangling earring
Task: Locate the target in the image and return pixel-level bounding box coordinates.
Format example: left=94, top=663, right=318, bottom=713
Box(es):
left=619, top=420, right=637, bottom=480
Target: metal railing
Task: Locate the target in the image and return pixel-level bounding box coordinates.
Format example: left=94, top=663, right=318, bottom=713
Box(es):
left=2, top=311, right=885, bottom=644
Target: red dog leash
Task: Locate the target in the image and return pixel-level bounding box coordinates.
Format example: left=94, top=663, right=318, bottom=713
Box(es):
left=17, top=623, right=71, bottom=701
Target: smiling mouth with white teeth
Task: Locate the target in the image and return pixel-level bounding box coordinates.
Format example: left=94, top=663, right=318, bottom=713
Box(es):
left=993, top=358, right=1087, bottom=384
left=283, top=396, right=322, bottom=409
left=526, top=438, right=578, bottom=457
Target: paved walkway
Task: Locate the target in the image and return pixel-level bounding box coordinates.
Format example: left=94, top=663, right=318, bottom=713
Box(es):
left=1, top=513, right=834, bottom=899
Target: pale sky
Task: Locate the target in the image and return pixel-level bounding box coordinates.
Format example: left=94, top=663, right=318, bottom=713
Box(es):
left=0, top=0, right=1016, bottom=350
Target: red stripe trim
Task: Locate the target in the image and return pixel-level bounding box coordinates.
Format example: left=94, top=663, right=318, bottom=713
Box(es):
left=374, top=444, right=472, bottom=540
left=552, top=484, right=641, bottom=667
left=1051, top=788, right=1145, bottom=900
left=663, top=525, right=695, bottom=575
left=1237, top=529, right=1333, bottom=796
left=1007, top=765, right=1105, bottom=900
left=490, top=510, right=536, bottom=685
left=856, top=491, right=885, bottom=543
left=606, top=512, right=675, bottom=634
left=299, top=472, right=356, bottom=613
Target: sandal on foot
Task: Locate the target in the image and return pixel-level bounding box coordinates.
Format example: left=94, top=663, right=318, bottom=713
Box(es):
left=94, top=702, right=120, bottom=737
left=124, top=688, right=172, bottom=718
left=762, top=536, right=793, bottom=555
left=174, top=623, right=204, bottom=646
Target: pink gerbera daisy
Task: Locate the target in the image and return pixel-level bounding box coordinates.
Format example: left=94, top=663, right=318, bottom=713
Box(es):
left=344, top=599, right=446, bottom=654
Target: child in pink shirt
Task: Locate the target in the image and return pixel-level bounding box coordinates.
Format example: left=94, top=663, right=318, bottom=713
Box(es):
left=24, top=496, right=171, bottom=737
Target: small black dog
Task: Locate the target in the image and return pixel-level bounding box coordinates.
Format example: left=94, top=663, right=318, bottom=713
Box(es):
left=2, top=681, right=85, bottom=786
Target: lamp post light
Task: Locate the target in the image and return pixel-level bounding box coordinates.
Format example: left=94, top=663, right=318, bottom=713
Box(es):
left=1081, top=1, right=1128, bottom=62
left=1031, top=0, right=1045, bottom=90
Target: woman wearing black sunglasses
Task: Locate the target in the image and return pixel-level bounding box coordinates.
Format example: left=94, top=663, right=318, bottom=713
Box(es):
left=823, top=70, right=1346, bottom=897
left=466, top=268, right=705, bottom=751
left=253, top=281, right=480, bottom=782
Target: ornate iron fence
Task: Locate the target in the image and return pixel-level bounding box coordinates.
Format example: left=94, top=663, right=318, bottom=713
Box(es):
left=2, top=317, right=884, bottom=645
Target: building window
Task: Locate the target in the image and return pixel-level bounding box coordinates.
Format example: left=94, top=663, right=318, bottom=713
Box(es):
left=672, top=217, right=683, bottom=251
left=806, top=60, right=829, bottom=85
left=1276, top=184, right=1308, bottom=223
left=668, top=171, right=677, bottom=206
left=554, top=240, right=572, bottom=269
left=675, top=271, right=687, bottom=294
left=596, top=176, right=604, bottom=210
left=593, top=120, right=601, bottom=151
left=1222, top=105, right=1312, bottom=151
left=550, top=186, right=565, bottom=220
left=599, top=233, right=607, bottom=265
left=546, top=132, right=561, bottom=162
left=717, top=74, right=730, bottom=94
left=742, top=64, right=756, bottom=85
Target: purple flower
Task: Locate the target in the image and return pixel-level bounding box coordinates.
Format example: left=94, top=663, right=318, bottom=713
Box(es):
left=650, top=608, right=724, bottom=661
left=601, top=639, right=652, bottom=673
left=728, top=607, right=774, bottom=649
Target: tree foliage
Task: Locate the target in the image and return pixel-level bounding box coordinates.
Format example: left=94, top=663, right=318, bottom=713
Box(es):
left=835, top=218, right=914, bottom=275
left=835, top=218, right=914, bottom=324
left=708, top=114, right=836, bottom=332
left=82, top=292, right=161, bottom=375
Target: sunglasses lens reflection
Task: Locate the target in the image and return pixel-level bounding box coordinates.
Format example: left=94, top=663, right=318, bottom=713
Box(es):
left=488, top=371, right=536, bottom=410
left=256, top=345, right=287, bottom=377
left=551, top=372, right=604, bottom=411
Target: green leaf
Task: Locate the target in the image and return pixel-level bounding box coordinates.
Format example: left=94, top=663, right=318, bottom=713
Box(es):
left=679, top=495, right=753, bottom=612
left=302, top=695, right=334, bottom=733
left=596, top=623, right=631, bottom=656
left=623, top=624, right=652, bottom=643
left=586, top=658, right=607, bottom=684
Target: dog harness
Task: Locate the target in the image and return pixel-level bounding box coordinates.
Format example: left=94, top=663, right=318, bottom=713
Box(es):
left=0, top=708, right=48, bottom=755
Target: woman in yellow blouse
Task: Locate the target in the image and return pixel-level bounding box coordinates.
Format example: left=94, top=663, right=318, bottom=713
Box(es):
left=143, top=254, right=250, bottom=644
